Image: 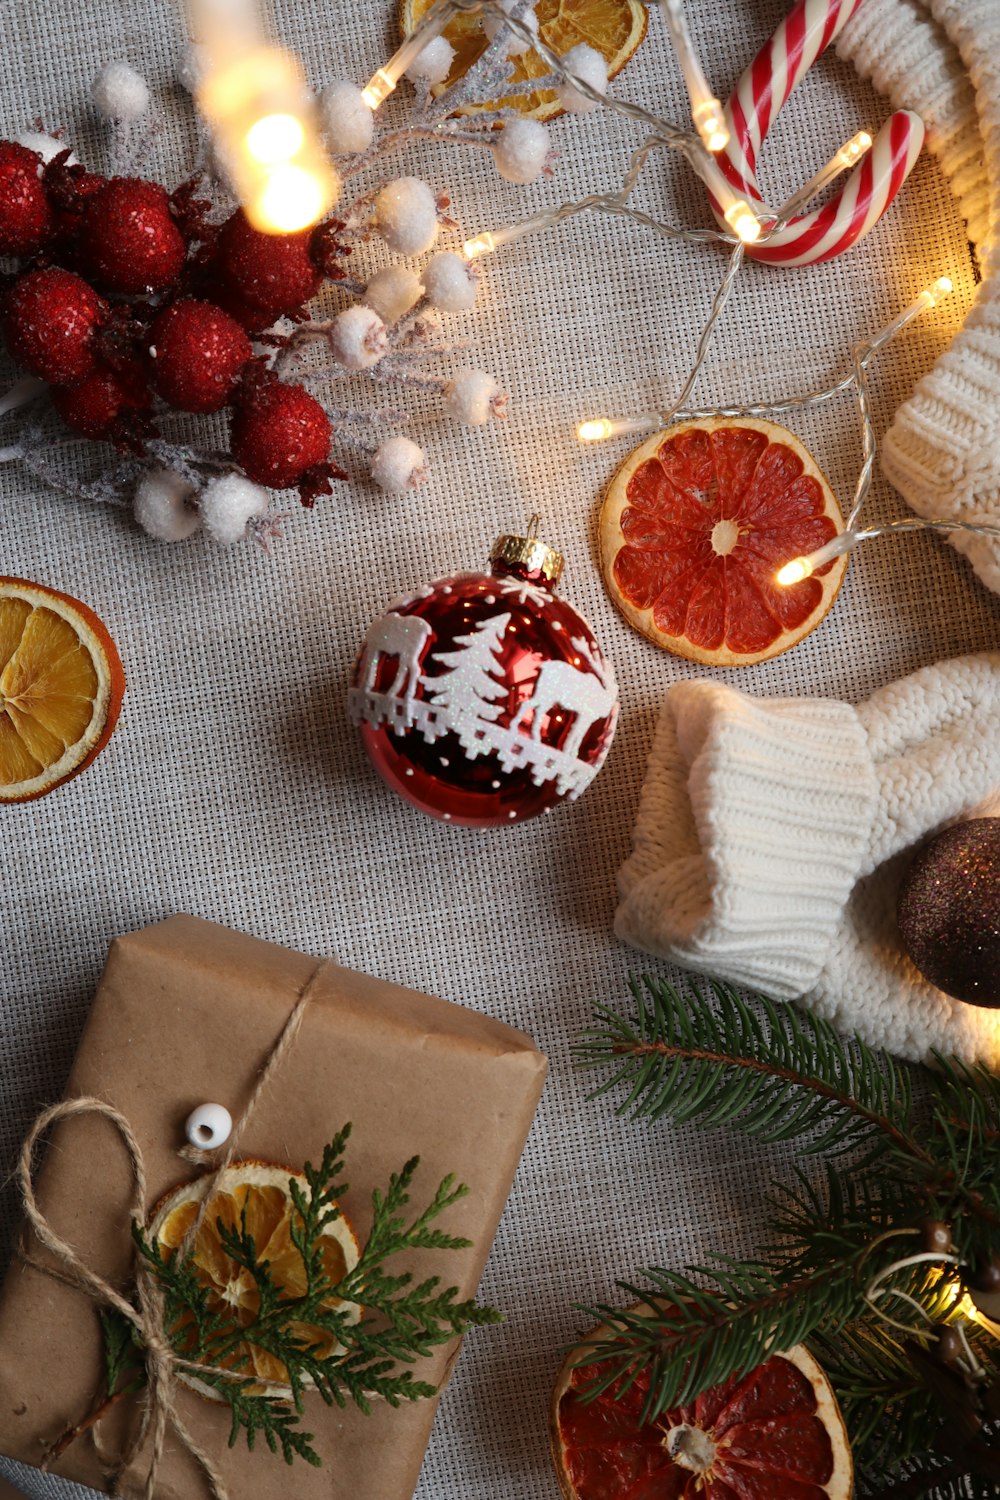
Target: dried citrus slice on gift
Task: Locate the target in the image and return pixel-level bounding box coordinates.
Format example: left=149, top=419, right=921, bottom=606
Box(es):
left=400, top=0, right=647, bottom=120
left=151, top=1161, right=362, bottom=1394
left=0, top=576, right=125, bottom=802
left=599, top=418, right=847, bottom=667
left=551, top=1320, right=853, bottom=1499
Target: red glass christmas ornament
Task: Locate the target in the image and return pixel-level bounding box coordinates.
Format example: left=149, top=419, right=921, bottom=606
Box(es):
left=349, top=528, right=619, bottom=827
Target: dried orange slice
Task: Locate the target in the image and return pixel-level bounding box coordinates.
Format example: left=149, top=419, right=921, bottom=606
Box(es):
left=400, top=0, right=647, bottom=120
left=0, top=576, right=125, bottom=802
left=600, top=418, right=847, bottom=667
left=551, top=1318, right=853, bottom=1500
left=150, top=1161, right=362, bottom=1395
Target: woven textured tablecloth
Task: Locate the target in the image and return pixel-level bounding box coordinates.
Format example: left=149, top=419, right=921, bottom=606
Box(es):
left=2, top=1, right=999, bottom=1496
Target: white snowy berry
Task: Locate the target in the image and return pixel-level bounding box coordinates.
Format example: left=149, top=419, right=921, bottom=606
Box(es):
left=330, top=305, right=388, bottom=370
left=493, top=118, right=550, bottom=184
left=320, top=80, right=375, bottom=155
left=176, top=42, right=208, bottom=94
left=444, top=368, right=507, bottom=425
left=134, top=470, right=201, bottom=543
left=91, top=62, right=150, bottom=122
left=422, top=251, right=477, bottom=312
left=371, top=436, right=427, bottom=493
left=483, top=0, right=540, bottom=56
left=200, top=473, right=269, bottom=545
left=375, top=177, right=439, bottom=256
left=404, top=35, right=455, bottom=85
left=363, top=264, right=424, bottom=324
left=555, top=43, right=608, bottom=113
left=15, top=132, right=76, bottom=167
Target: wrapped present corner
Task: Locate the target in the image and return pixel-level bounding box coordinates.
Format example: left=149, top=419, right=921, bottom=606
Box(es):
left=0, top=916, right=547, bottom=1499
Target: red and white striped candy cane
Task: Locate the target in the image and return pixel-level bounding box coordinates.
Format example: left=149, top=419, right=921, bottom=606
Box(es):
left=711, top=0, right=925, bottom=266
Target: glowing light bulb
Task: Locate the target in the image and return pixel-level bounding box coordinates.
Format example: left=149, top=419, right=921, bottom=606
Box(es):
left=837, top=130, right=872, bottom=168
left=576, top=414, right=660, bottom=442
left=245, top=112, right=305, bottom=164
left=197, top=43, right=338, bottom=234
left=692, top=98, right=729, bottom=153
left=362, top=70, right=395, bottom=110
left=724, top=201, right=762, bottom=243
left=776, top=531, right=858, bottom=585
left=920, top=275, right=954, bottom=308
left=361, top=1, right=460, bottom=110
left=464, top=231, right=498, bottom=259
left=578, top=419, right=614, bottom=442
left=776, top=557, right=812, bottom=587
left=249, top=163, right=331, bottom=233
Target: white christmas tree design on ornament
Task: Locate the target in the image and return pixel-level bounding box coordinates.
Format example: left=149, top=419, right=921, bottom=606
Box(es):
left=348, top=535, right=619, bottom=827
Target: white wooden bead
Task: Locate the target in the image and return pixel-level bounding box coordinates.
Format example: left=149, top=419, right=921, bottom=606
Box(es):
left=185, top=1102, right=232, bottom=1150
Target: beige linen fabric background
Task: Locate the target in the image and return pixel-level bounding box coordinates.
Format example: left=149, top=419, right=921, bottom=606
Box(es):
left=1, top=1, right=999, bottom=1496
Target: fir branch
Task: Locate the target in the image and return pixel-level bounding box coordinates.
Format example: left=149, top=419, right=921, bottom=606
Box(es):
left=577, top=978, right=924, bottom=1163
left=577, top=1248, right=867, bottom=1419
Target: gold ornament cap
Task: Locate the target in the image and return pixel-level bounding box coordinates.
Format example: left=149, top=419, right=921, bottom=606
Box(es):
left=490, top=516, right=564, bottom=588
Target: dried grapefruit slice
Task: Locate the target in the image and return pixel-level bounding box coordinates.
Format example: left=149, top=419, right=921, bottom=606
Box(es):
left=150, top=1160, right=362, bottom=1396
left=400, top=0, right=647, bottom=121
left=0, top=576, right=124, bottom=802
left=600, top=418, right=847, bottom=667
left=551, top=1319, right=853, bottom=1500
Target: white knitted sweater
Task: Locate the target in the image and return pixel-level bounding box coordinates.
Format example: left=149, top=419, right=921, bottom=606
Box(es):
left=616, top=654, right=1000, bottom=1067
left=837, top=0, right=1000, bottom=592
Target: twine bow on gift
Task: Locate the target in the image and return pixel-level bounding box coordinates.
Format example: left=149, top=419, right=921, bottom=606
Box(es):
left=17, top=963, right=325, bottom=1500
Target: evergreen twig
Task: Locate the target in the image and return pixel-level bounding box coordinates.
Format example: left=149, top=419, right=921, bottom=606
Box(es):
left=82, top=1126, right=500, bottom=1470
left=574, top=978, right=1000, bottom=1497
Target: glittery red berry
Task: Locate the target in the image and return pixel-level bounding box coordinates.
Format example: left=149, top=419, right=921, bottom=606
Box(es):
left=2, top=267, right=106, bottom=384
left=79, top=177, right=187, bottom=293
left=212, top=210, right=322, bottom=323
left=0, top=141, right=54, bottom=255
left=51, top=361, right=152, bottom=444
left=149, top=299, right=252, bottom=413
left=231, top=379, right=331, bottom=491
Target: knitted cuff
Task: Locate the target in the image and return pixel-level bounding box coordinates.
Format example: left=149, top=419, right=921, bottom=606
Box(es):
left=840, top=0, right=1000, bottom=595
left=614, top=681, right=879, bottom=1000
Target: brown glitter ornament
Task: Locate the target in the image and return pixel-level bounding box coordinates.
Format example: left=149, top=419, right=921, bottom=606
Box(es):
left=897, top=819, right=1000, bottom=1007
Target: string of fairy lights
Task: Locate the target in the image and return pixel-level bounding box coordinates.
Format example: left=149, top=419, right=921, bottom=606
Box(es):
left=189, top=0, right=1000, bottom=581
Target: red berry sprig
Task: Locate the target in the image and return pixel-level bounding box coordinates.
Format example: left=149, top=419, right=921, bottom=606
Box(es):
left=0, top=138, right=349, bottom=506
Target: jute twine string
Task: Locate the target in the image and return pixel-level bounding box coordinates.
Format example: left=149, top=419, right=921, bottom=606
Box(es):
left=17, top=958, right=332, bottom=1500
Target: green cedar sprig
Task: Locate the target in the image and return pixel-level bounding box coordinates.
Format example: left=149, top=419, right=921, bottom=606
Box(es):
left=98, top=1124, right=500, bottom=1469
left=574, top=977, right=1000, bottom=1498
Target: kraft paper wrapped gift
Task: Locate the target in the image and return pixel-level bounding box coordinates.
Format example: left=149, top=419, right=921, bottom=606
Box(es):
left=0, top=916, right=547, bottom=1500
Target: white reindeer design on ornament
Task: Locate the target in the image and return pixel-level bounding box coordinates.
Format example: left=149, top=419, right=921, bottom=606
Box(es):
left=356, top=612, right=434, bottom=696
left=510, top=655, right=618, bottom=759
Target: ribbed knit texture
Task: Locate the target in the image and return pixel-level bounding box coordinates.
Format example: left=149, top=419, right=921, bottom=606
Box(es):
left=615, top=683, right=878, bottom=999
left=839, top=0, right=1000, bottom=595
left=616, top=654, right=1000, bottom=1065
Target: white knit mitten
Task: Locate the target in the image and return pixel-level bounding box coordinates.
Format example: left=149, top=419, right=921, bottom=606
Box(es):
left=615, top=653, right=1000, bottom=1064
